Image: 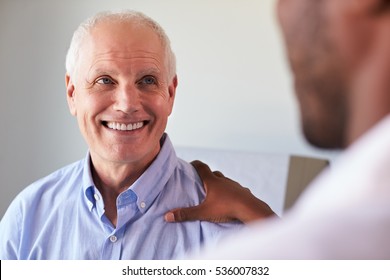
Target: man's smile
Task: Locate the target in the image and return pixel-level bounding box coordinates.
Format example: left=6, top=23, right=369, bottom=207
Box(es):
left=102, top=121, right=148, bottom=131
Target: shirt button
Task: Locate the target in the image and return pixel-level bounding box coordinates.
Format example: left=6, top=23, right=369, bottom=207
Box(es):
left=109, top=235, right=117, bottom=243
left=140, top=202, right=146, bottom=209
left=94, top=193, right=100, bottom=201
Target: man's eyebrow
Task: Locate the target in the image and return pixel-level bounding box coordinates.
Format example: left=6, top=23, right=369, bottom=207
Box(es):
left=88, top=68, right=119, bottom=77
left=137, top=67, right=161, bottom=76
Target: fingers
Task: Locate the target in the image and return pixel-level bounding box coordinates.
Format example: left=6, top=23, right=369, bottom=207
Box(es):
left=213, top=171, right=224, bottom=177
left=164, top=205, right=204, bottom=223
left=191, top=160, right=225, bottom=178
left=191, top=160, right=213, bottom=178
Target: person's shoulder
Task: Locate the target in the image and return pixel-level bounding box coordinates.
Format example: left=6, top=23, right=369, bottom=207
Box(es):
left=11, top=158, right=85, bottom=206
left=175, top=158, right=202, bottom=184
left=0, top=158, right=87, bottom=259
left=30, top=158, right=84, bottom=189
left=48, top=158, right=86, bottom=180
left=162, top=157, right=204, bottom=200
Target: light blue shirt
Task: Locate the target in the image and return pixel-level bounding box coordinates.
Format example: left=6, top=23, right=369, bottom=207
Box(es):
left=0, top=134, right=241, bottom=259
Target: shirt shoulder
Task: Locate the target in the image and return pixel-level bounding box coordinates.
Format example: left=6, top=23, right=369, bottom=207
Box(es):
left=18, top=159, right=85, bottom=200
left=1, top=158, right=85, bottom=227
left=168, top=157, right=205, bottom=200
left=0, top=159, right=86, bottom=259
left=175, top=158, right=202, bottom=183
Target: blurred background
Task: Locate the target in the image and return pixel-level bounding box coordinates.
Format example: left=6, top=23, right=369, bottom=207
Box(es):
left=0, top=0, right=339, bottom=218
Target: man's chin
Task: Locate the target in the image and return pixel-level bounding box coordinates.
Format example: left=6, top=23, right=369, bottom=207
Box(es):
left=303, top=128, right=344, bottom=150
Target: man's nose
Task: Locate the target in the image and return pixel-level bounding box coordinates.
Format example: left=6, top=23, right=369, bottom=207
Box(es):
left=112, top=85, right=141, bottom=113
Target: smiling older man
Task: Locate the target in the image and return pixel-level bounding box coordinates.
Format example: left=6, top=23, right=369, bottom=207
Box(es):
left=0, top=10, right=249, bottom=260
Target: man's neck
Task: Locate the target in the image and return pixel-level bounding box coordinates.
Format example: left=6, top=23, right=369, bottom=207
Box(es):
left=89, top=145, right=161, bottom=226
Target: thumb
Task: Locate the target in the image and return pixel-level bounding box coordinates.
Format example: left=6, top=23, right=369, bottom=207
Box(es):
left=164, top=205, right=205, bottom=223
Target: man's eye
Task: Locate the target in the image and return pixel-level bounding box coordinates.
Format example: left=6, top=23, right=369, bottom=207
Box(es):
left=96, top=77, right=114, bottom=84
left=140, top=76, right=157, bottom=85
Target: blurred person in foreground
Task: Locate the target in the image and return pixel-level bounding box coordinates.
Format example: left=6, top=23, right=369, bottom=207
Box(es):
left=0, top=10, right=263, bottom=260
left=166, top=0, right=390, bottom=259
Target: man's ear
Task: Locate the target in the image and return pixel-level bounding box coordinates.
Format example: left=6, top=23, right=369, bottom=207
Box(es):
left=65, top=73, right=77, bottom=116
left=169, top=75, right=178, bottom=98
left=167, top=75, right=178, bottom=115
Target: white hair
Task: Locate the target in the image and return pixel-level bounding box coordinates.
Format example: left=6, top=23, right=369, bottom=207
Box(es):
left=65, top=10, right=176, bottom=79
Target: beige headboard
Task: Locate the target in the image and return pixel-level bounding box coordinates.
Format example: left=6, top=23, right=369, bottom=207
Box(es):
left=284, top=156, right=329, bottom=210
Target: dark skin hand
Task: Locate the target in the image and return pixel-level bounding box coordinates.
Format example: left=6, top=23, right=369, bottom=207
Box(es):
left=165, top=160, right=276, bottom=224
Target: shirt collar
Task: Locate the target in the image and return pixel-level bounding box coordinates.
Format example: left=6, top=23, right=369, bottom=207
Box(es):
left=82, top=133, right=178, bottom=213
left=82, top=152, right=97, bottom=212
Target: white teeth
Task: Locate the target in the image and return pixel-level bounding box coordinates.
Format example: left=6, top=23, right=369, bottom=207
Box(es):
left=106, top=121, right=144, bottom=131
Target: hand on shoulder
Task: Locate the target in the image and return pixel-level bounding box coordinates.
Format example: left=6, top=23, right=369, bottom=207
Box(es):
left=165, top=160, right=276, bottom=224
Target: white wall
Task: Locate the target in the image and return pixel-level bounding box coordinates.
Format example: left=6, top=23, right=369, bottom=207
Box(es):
left=0, top=0, right=339, bottom=218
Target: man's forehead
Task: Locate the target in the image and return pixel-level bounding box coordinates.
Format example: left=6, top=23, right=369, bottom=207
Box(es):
left=87, top=55, right=163, bottom=73
left=78, top=22, right=164, bottom=58
left=71, top=18, right=172, bottom=79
